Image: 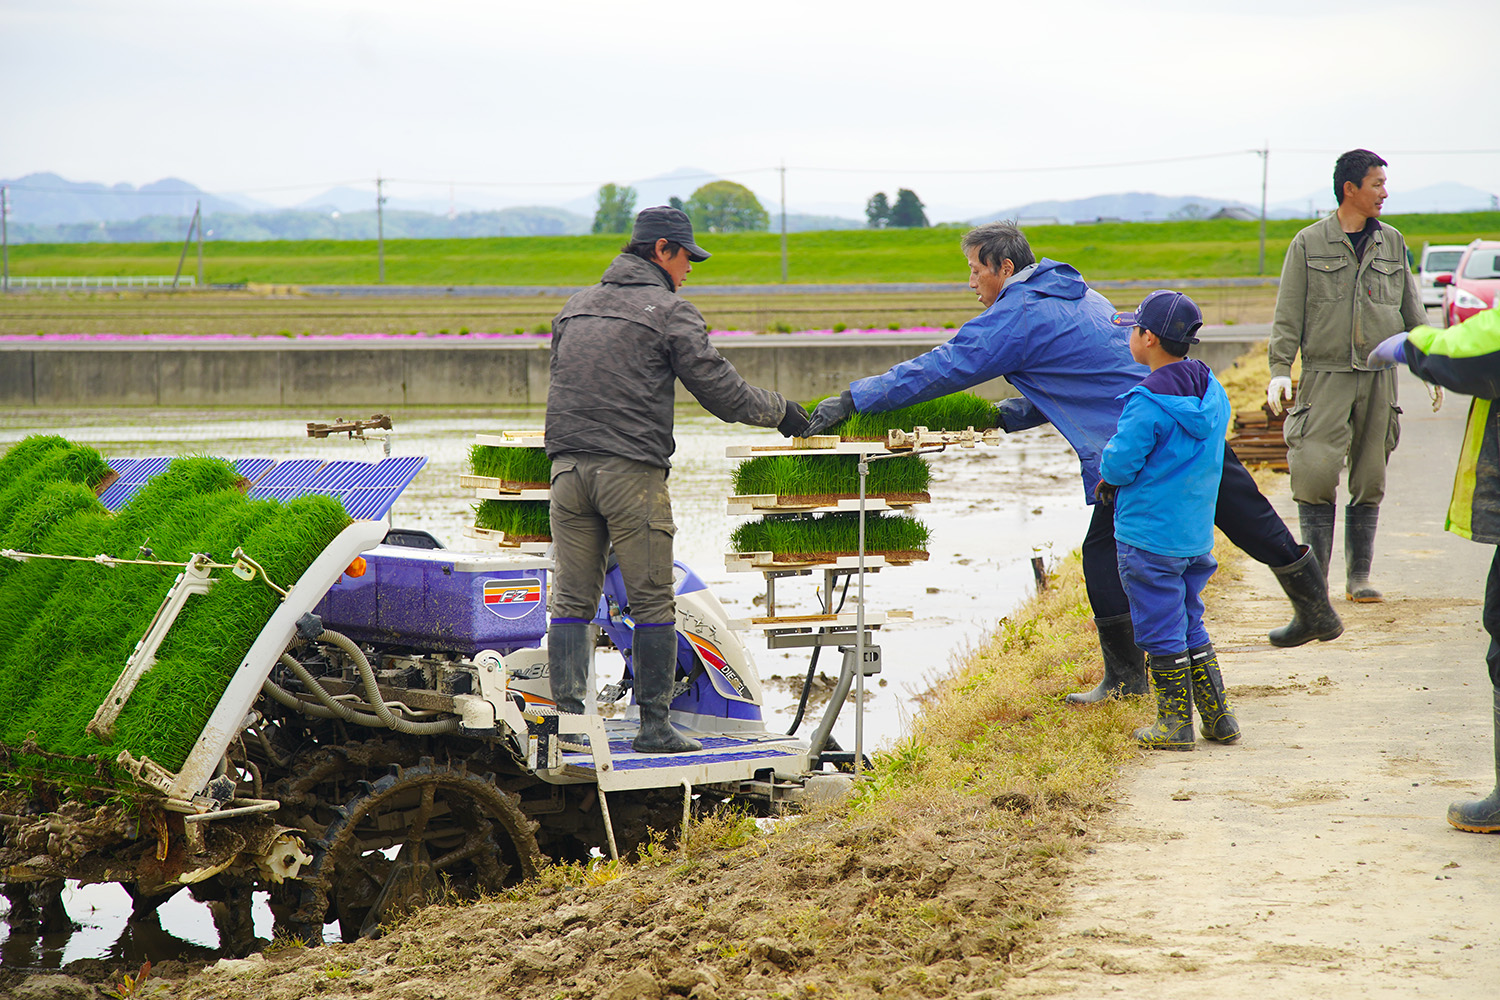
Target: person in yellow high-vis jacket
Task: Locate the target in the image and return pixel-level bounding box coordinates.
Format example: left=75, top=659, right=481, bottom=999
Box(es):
left=1371, top=307, right=1500, bottom=832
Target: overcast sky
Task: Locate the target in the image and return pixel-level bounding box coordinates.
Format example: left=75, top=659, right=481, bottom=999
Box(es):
left=3, top=0, right=1496, bottom=220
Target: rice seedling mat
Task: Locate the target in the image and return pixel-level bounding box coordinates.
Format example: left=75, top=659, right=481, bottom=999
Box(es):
left=473, top=432, right=547, bottom=449
left=725, top=494, right=927, bottom=515
left=725, top=608, right=914, bottom=631
left=463, top=526, right=552, bottom=553
left=725, top=551, right=929, bottom=573
left=724, top=439, right=895, bottom=458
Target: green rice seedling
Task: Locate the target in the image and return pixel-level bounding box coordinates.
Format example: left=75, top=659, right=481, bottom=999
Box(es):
left=0, top=435, right=71, bottom=488
left=729, top=512, right=930, bottom=556
left=0, top=440, right=352, bottom=781
left=731, top=454, right=931, bottom=500
left=0, top=444, right=110, bottom=536
left=474, top=500, right=551, bottom=540
left=468, top=444, right=551, bottom=487
left=817, top=391, right=1000, bottom=440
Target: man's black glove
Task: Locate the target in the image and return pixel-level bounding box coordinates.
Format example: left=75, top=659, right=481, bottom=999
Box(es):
left=1093, top=480, right=1118, bottom=506
left=805, top=390, right=855, bottom=436
left=778, top=399, right=812, bottom=438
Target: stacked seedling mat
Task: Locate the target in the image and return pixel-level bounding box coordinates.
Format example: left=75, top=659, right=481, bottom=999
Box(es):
left=723, top=392, right=1001, bottom=630
left=462, top=432, right=552, bottom=553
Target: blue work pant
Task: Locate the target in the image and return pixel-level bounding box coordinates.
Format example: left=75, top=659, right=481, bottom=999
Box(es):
left=1116, top=542, right=1217, bottom=656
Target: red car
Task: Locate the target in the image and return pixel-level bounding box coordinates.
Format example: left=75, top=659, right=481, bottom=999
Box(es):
left=1439, top=240, right=1500, bottom=327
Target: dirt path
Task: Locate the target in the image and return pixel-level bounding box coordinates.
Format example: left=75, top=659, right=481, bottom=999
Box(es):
left=1009, top=367, right=1500, bottom=996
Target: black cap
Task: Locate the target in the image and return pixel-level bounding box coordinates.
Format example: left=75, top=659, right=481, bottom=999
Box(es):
left=631, top=206, right=711, bottom=262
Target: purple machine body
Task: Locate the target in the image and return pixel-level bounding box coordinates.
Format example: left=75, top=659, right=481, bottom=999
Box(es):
left=316, top=543, right=761, bottom=723
left=316, top=545, right=550, bottom=655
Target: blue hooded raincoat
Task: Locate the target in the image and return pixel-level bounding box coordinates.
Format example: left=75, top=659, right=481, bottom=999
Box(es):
left=1099, top=359, right=1231, bottom=557
left=849, top=259, right=1145, bottom=502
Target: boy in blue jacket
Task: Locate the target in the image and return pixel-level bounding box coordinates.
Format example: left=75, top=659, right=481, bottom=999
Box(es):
left=1098, top=291, right=1237, bottom=750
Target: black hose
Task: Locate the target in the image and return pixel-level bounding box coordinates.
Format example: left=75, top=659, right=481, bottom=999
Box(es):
left=786, top=574, right=853, bottom=736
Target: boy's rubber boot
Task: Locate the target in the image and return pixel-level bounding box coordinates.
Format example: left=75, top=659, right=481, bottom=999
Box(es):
left=1268, top=545, right=1344, bottom=647
left=1188, top=642, right=1240, bottom=744
left=1447, top=687, right=1500, bottom=833
left=1344, top=504, right=1384, bottom=602
left=547, top=621, right=591, bottom=716
left=1134, top=652, right=1195, bottom=750
left=1065, top=613, right=1148, bottom=705
left=1297, top=503, right=1336, bottom=585
left=631, top=624, right=701, bottom=754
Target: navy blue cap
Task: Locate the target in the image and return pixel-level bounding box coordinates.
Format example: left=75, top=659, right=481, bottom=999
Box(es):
left=1112, top=289, right=1203, bottom=344
left=631, top=206, right=711, bottom=262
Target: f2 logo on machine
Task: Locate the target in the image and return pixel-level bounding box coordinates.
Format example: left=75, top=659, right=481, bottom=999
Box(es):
left=482, top=578, right=542, bottom=620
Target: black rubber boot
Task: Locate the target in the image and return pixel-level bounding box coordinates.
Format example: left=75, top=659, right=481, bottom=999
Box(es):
left=1297, top=503, right=1336, bottom=584
left=1065, top=613, right=1148, bottom=705
left=631, top=625, right=701, bottom=754
left=1268, top=545, right=1345, bottom=647
left=1344, top=504, right=1384, bottom=602
left=1135, top=651, right=1195, bottom=750
left=547, top=621, right=591, bottom=716
left=1188, top=643, right=1240, bottom=744
left=1447, top=687, right=1500, bottom=833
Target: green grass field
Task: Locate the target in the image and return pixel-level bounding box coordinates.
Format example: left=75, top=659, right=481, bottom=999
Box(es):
left=7, top=213, right=1498, bottom=286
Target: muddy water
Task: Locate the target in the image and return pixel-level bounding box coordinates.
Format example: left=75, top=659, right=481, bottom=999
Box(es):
left=0, top=406, right=1089, bottom=964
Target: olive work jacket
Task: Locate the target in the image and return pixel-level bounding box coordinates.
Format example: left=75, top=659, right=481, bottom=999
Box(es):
left=544, top=254, right=787, bottom=469
left=1268, top=213, right=1426, bottom=378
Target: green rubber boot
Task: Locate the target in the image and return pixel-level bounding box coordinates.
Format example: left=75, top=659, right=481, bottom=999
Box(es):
left=631, top=624, right=701, bottom=754
left=1344, top=504, right=1384, bottom=602
left=547, top=621, right=591, bottom=716
left=1188, top=642, right=1241, bottom=744
left=1134, top=652, right=1195, bottom=751
left=1447, top=687, right=1500, bottom=833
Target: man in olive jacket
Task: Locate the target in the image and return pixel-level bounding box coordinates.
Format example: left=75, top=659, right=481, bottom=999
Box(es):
left=1267, top=148, right=1428, bottom=604
left=545, top=206, right=810, bottom=753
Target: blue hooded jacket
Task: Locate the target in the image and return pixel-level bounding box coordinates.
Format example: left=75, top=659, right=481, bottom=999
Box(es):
left=1099, top=359, right=1231, bottom=557
left=849, top=259, right=1146, bottom=502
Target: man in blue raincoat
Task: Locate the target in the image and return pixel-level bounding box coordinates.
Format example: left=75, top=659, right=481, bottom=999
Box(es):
left=805, top=222, right=1343, bottom=703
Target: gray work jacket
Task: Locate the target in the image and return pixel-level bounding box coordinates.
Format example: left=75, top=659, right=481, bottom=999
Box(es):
left=1269, top=213, right=1426, bottom=377
left=544, top=254, right=787, bottom=469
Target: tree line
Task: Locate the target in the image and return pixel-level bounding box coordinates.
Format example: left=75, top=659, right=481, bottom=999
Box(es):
left=592, top=182, right=931, bottom=234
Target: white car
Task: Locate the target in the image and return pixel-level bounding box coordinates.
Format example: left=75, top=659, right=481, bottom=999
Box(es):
left=1418, top=244, right=1468, bottom=308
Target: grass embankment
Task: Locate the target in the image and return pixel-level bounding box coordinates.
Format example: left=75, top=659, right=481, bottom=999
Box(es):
left=7, top=212, right=1497, bottom=286
left=0, top=439, right=351, bottom=783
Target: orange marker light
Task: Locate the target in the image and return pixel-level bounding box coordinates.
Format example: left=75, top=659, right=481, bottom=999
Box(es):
left=344, top=556, right=367, bottom=578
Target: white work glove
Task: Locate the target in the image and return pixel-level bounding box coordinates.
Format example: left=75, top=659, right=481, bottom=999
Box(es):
left=1267, top=376, right=1293, bottom=415
left=1428, top=382, right=1444, bottom=412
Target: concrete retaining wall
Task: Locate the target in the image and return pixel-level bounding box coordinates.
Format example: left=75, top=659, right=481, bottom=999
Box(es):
left=0, top=329, right=1266, bottom=409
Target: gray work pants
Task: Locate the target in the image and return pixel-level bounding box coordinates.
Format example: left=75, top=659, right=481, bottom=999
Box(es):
left=1283, top=368, right=1401, bottom=507
left=548, top=453, right=677, bottom=625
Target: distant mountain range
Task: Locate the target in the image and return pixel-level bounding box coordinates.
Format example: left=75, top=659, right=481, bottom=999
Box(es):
left=1, top=171, right=1494, bottom=243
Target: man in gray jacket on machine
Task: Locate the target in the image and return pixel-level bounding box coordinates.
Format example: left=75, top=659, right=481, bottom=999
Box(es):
left=545, top=206, right=811, bottom=753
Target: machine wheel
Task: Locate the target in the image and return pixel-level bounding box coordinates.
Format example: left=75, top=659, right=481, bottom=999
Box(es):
left=297, top=758, right=544, bottom=941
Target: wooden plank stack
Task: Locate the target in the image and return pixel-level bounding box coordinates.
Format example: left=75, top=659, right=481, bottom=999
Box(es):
left=1227, top=401, right=1290, bottom=473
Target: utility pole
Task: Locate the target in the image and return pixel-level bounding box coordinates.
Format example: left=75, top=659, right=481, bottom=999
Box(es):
left=171, top=202, right=201, bottom=291
left=1, top=186, right=9, bottom=295
left=195, top=198, right=204, bottom=287
left=779, top=163, right=788, bottom=284
left=376, top=174, right=387, bottom=284
left=1256, top=144, right=1269, bottom=276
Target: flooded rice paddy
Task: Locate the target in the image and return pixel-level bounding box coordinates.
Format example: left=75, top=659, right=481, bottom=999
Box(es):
left=0, top=405, right=1089, bottom=964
